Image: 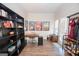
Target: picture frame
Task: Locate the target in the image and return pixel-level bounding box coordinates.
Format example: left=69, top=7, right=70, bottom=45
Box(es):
left=29, top=21, right=35, bottom=31
left=42, top=21, right=50, bottom=31
left=35, top=21, right=42, bottom=31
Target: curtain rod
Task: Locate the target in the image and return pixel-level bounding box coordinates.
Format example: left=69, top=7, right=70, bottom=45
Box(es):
left=67, top=12, right=79, bottom=18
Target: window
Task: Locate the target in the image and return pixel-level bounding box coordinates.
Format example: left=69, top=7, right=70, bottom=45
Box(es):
left=54, top=20, right=59, bottom=35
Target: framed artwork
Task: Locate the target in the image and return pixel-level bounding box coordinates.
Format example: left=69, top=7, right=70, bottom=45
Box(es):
left=42, top=21, right=50, bottom=31
left=35, top=21, right=42, bottom=31
left=29, top=21, right=35, bottom=31
left=25, top=20, right=50, bottom=31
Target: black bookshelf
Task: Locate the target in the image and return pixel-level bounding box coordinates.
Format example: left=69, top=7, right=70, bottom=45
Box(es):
left=0, top=3, right=26, bottom=56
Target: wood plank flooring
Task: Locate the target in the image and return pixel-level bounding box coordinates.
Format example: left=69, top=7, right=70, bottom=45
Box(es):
left=19, top=40, right=64, bottom=56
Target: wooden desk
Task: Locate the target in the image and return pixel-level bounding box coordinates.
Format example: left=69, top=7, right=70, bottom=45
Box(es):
left=25, top=34, right=39, bottom=38
left=25, top=33, right=39, bottom=44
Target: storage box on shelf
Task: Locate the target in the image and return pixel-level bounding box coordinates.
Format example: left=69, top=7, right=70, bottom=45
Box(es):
left=0, top=3, right=25, bottom=56
left=0, top=9, right=8, bottom=17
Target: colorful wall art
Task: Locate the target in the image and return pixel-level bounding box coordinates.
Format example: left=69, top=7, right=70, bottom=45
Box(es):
left=25, top=20, right=50, bottom=31
left=42, top=21, right=50, bottom=31
left=29, top=21, right=35, bottom=31
left=35, top=21, right=42, bottom=31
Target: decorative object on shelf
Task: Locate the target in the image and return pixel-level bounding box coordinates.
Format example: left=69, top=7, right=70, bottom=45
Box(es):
left=8, top=46, right=16, bottom=52
left=17, top=40, right=21, bottom=48
left=0, top=9, right=8, bottom=17
left=16, top=18, right=23, bottom=23
left=18, top=25, right=23, bottom=28
left=9, top=31, right=15, bottom=36
left=2, top=21, right=14, bottom=28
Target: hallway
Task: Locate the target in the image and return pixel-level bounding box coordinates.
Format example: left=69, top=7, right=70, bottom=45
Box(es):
left=19, top=40, right=64, bottom=56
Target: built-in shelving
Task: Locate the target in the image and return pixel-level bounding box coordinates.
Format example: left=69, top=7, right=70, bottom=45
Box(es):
left=0, top=3, right=26, bottom=56
left=63, top=35, right=79, bottom=56
left=63, top=12, right=79, bottom=56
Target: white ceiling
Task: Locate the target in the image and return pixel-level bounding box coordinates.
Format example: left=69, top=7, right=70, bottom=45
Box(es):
left=3, top=3, right=62, bottom=17
left=18, top=3, right=62, bottom=13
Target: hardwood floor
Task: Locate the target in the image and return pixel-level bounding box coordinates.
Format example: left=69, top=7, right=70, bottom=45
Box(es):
left=19, top=40, right=64, bottom=56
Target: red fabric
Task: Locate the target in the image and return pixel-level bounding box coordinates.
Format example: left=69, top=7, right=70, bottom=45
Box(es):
left=35, top=21, right=42, bottom=31
left=3, top=21, right=13, bottom=28
left=68, top=18, right=76, bottom=39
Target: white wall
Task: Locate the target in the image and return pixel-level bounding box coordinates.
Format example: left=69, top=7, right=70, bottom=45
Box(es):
left=55, top=3, right=79, bottom=45
left=24, top=13, right=54, bottom=39
left=55, top=3, right=79, bottom=20
left=58, top=18, right=68, bottom=45
left=3, top=3, right=26, bottom=18
left=3, top=3, right=55, bottom=40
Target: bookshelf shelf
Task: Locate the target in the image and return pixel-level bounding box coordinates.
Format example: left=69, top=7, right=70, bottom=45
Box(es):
left=0, top=3, right=25, bottom=56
